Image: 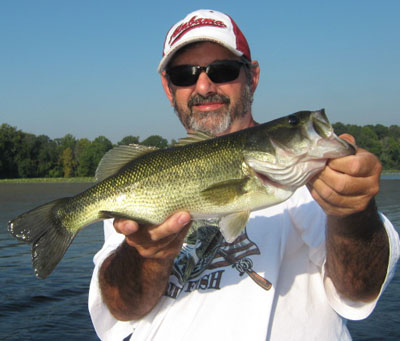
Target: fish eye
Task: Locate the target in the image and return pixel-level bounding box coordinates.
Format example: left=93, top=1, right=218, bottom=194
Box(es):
left=288, top=114, right=300, bottom=126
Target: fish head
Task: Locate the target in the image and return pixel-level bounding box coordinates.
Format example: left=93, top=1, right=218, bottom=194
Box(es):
left=244, top=109, right=356, bottom=190
left=305, top=109, right=356, bottom=159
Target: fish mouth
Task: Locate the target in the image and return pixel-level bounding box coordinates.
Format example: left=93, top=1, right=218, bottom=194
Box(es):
left=309, top=110, right=356, bottom=156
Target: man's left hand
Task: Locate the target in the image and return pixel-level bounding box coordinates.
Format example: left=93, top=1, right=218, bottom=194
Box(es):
left=307, top=134, right=382, bottom=217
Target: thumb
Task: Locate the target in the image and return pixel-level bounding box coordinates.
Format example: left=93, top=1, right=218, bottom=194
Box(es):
left=338, top=133, right=356, bottom=146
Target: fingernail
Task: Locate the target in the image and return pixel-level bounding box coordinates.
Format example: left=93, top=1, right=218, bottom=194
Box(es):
left=178, top=213, right=191, bottom=226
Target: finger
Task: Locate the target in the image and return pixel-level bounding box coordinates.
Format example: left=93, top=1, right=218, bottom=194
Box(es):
left=130, top=220, right=191, bottom=259
left=338, top=133, right=356, bottom=145
left=149, top=223, right=192, bottom=259
left=313, top=166, right=377, bottom=197
left=327, top=149, right=381, bottom=178
left=114, top=218, right=140, bottom=235
left=146, top=211, right=191, bottom=241
left=308, top=174, right=376, bottom=216
left=307, top=184, right=361, bottom=217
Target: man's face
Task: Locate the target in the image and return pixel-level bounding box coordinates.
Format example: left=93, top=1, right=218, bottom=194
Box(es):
left=162, top=42, right=259, bottom=136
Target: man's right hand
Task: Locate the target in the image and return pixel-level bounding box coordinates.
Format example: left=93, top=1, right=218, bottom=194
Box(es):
left=113, top=211, right=192, bottom=260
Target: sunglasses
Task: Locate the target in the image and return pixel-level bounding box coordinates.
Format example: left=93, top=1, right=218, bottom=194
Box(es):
left=166, top=60, right=246, bottom=87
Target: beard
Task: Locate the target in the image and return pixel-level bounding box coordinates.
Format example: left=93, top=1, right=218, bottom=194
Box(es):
left=173, top=84, right=253, bottom=136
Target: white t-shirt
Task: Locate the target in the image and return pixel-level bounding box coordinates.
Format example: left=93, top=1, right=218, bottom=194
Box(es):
left=88, top=186, right=400, bottom=341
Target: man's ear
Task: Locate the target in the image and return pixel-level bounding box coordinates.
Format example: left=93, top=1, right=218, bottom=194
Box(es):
left=250, top=61, right=260, bottom=93
left=161, top=72, right=175, bottom=106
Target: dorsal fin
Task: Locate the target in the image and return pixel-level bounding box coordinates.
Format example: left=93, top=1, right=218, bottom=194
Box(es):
left=174, top=131, right=215, bottom=147
left=95, top=144, right=158, bottom=181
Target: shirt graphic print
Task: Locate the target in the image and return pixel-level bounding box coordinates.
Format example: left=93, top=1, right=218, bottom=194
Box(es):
left=166, top=221, right=272, bottom=299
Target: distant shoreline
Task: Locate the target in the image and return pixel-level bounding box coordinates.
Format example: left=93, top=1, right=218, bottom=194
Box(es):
left=0, top=177, right=95, bottom=183
left=382, top=170, right=400, bottom=174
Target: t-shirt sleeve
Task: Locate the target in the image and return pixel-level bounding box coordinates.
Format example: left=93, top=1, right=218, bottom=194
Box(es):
left=323, top=212, right=400, bottom=320
left=287, top=186, right=400, bottom=320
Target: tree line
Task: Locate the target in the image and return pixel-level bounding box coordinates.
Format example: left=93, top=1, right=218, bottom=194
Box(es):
left=332, top=122, right=400, bottom=170
left=1, top=121, right=399, bottom=179
left=0, top=123, right=172, bottom=179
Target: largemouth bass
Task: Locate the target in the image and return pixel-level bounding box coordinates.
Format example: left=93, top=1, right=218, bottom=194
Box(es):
left=8, top=109, right=355, bottom=279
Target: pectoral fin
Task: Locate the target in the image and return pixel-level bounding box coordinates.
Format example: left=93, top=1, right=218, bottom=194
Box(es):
left=219, top=211, right=250, bottom=243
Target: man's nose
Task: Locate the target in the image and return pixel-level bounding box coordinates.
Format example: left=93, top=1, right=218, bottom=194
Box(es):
left=194, top=71, right=218, bottom=97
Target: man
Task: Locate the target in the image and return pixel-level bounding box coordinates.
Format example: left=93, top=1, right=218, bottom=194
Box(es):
left=89, top=9, right=399, bottom=340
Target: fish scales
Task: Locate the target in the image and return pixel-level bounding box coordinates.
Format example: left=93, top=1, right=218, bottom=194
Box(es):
left=77, top=135, right=247, bottom=229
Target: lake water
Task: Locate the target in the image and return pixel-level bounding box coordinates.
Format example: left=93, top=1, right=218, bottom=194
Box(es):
left=0, top=178, right=399, bottom=340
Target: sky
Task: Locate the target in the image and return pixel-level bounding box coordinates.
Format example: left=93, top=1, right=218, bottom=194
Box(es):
left=1, top=1, right=399, bottom=143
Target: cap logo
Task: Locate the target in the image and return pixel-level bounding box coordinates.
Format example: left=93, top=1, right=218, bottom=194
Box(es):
left=169, top=15, right=227, bottom=47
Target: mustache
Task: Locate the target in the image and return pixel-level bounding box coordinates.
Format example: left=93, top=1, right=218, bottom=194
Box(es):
left=188, top=93, right=230, bottom=108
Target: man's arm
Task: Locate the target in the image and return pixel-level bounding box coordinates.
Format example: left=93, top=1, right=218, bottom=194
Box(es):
left=308, top=134, right=389, bottom=301
left=325, top=199, right=388, bottom=301
left=98, top=212, right=191, bottom=321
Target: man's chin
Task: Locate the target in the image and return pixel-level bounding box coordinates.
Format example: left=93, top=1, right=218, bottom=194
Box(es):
left=188, top=115, right=232, bottom=135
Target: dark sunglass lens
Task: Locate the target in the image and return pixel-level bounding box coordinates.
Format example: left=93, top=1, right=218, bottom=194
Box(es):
left=208, top=62, right=242, bottom=83
left=167, top=65, right=198, bottom=86
left=167, top=61, right=243, bottom=86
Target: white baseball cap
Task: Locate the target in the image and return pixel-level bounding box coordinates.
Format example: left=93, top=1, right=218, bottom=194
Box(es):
left=158, top=9, right=251, bottom=73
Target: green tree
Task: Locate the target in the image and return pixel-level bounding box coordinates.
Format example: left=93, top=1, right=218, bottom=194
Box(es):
left=118, top=135, right=140, bottom=145
left=36, top=135, right=58, bottom=177
left=332, top=122, right=347, bottom=136
left=50, top=134, right=77, bottom=178
left=0, top=124, right=21, bottom=178
left=388, top=125, right=400, bottom=139
left=141, top=135, right=168, bottom=149
left=372, top=124, right=389, bottom=140
left=15, top=133, right=37, bottom=178
left=75, top=138, right=92, bottom=177
left=55, top=133, right=76, bottom=151
left=346, top=124, right=362, bottom=141
left=381, top=136, right=400, bottom=169
left=77, top=136, right=113, bottom=177
left=90, top=136, right=113, bottom=171
left=357, top=126, right=381, bottom=156
left=60, top=147, right=75, bottom=177
left=76, top=149, right=92, bottom=177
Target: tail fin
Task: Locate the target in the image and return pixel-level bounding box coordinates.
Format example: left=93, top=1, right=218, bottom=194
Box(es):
left=8, top=198, right=77, bottom=279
